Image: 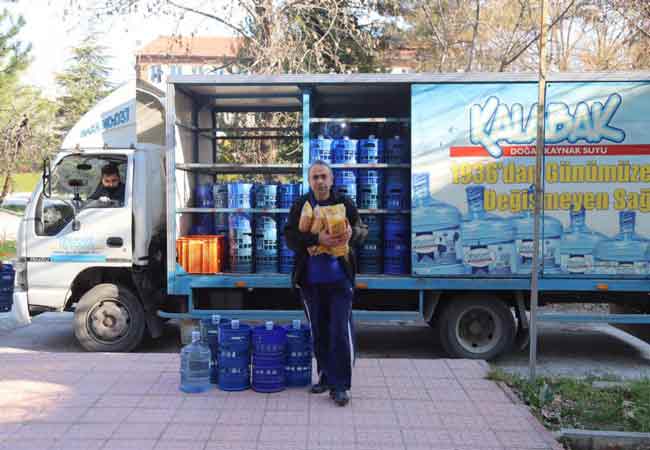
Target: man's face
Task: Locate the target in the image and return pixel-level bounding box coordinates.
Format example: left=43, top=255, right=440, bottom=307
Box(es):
left=102, top=173, right=120, bottom=189
left=309, top=164, right=333, bottom=198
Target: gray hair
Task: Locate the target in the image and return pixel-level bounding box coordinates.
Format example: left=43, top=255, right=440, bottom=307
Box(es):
left=308, top=160, right=333, bottom=176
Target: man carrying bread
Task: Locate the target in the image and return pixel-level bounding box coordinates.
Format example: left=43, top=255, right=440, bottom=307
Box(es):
left=285, top=160, right=367, bottom=406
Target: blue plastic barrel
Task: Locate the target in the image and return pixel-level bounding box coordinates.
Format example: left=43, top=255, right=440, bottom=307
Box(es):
left=252, top=323, right=287, bottom=393
left=358, top=169, right=383, bottom=186
left=218, top=321, right=252, bottom=391
left=228, top=183, right=253, bottom=209
left=332, top=137, right=358, bottom=164
left=310, top=136, right=333, bottom=163
left=200, top=315, right=230, bottom=384
left=334, top=169, right=357, bottom=203
left=384, top=215, right=410, bottom=274
left=358, top=184, right=381, bottom=209
left=358, top=136, right=383, bottom=163
left=254, top=184, right=278, bottom=209
left=0, top=263, right=14, bottom=313
left=192, top=184, right=215, bottom=235
left=277, top=214, right=295, bottom=274
left=255, top=215, right=279, bottom=273
left=229, top=214, right=253, bottom=273
left=384, top=169, right=410, bottom=210
left=284, top=322, right=312, bottom=387
left=213, top=184, right=228, bottom=208
left=278, top=184, right=303, bottom=209
left=385, top=135, right=408, bottom=164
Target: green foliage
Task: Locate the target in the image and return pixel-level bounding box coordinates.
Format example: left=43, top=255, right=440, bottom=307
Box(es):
left=0, top=9, right=31, bottom=89
left=489, top=369, right=650, bottom=432
left=0, top=240, right=16, bottom=259
left=55, top=35, right=113, bottom=137
left=12, top=172, right=40, bottom=193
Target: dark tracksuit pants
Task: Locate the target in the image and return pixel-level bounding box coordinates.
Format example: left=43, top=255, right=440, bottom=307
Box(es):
left=300, top=281, right=355, bottom=391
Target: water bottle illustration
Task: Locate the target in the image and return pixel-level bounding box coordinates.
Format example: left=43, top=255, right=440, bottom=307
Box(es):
left=512, top=188, right=563, bottom=274
left=179, top=330, right=212, bottom=393
left=412, top=173, right=434, bottom=208
left=460, top=185, right=517, bottom=275
left=412, top=198, right=464, bottom=275
left=556, top=207, right=606, bottom=274
left=594, top=211, right=649, bottom=276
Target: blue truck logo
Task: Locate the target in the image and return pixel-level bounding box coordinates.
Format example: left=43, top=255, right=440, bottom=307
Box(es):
left=470, top=94, right=626, bottom=158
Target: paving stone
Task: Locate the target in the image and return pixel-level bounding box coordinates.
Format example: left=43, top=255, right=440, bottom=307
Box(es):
left=112, top=422, right=167, bottom=440
left=102, top=439, right=157, bottom=450
left=161, top=423, right=214, bottom=441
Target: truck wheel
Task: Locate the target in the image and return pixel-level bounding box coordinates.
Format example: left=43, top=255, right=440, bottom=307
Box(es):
left=74, top=283, right=145, bottom=352
left=438, top=296, right=515, bottom=360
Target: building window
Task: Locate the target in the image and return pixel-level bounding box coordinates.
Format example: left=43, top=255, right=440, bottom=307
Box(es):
left=170, top=65, right=183, bottom=76
left=149, top=65, right=163, bottom=83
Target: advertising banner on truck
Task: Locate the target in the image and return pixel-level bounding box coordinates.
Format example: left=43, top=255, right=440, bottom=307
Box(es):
left=411, top=81, right=650, bottom=278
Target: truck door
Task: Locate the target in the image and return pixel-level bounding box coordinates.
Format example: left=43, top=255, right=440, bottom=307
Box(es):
left=26, top=152, right=133, bottom=310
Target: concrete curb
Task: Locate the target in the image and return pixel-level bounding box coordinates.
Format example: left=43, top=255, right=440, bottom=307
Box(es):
left=560, top=428, right=650, bottom=450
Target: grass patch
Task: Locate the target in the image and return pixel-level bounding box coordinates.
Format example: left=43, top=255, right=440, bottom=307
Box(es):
left=12, top=172, right=40, bottom=193
left=489, top=369, right=650, bottom=432
left=0, top=240, right=16, bottom=260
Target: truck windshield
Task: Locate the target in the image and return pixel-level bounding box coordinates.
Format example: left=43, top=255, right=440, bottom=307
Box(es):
left=35, top=154, right=127, bottom=236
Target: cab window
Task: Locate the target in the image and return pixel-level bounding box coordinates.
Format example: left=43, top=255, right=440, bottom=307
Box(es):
left=35, top=155, right=127, bottom=236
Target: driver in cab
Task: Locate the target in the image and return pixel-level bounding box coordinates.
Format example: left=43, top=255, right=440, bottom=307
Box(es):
left=88, top=163, right=125, bottom=206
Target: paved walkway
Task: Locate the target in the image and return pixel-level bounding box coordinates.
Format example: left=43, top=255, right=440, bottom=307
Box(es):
left=0, top=352, right=561, bottom=450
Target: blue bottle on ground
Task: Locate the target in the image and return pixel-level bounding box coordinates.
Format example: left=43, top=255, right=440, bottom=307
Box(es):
left=200, top=314, right=228, bottom=384
left=556, top=208, right=606, bottom=275
left=460, top=185, right=517, bottom=275
left=412, top=199, right=464, bottom=275
left=594, top=211, right=649, bottom=276
left=180, top=330, right=213, bottom=393
left=0, top=263, right=14, bottom=313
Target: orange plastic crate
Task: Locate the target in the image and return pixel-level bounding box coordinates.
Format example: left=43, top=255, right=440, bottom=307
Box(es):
left=176, top=235, right=225, bottom=274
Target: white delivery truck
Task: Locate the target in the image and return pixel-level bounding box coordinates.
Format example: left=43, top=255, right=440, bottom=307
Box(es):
left=13, top=72, right=650, bottom=357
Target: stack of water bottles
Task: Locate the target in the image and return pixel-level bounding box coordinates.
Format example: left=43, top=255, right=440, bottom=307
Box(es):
left=218, top=319, right=252, bottom=391
left=192, top=184, right=215, bottom=235
left=0, top=263, right=14, bottom=313
left=285, top=320, right=312, bottom=387
left=252, top=321, right=287, bottom=393
left=359, top=214, right=383, bottom=274
left=277, top=183, right=302, bottom=274
left=180, top=318, right=313, bottom=394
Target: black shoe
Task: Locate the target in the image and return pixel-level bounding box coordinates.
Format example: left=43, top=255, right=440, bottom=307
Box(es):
left=310, top=377, right=329, bottom=394
left=333, top=390, right=349, bottom=407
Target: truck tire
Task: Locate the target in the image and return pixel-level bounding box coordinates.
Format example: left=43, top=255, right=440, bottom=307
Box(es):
left=74, top=283, right=145, bottom=352
left=438, top=296, right=515, bottom=360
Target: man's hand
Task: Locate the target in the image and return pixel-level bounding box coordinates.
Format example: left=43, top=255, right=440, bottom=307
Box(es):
left=318, top=223, right=351, bottom=248
left=318, top=229, right=342, bottom=247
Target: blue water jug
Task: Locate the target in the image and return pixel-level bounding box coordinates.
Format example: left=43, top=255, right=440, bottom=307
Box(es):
left=180, top=330, right=213, bottom=393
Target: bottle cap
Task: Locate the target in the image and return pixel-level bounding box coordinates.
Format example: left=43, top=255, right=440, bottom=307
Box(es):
left=231, top=319, right=240, bottom=329
left=212, top=314, right=221, bottom=325
left=265, top=321, right=273, bottom=331
left=292, top=319, right=301, bottom=329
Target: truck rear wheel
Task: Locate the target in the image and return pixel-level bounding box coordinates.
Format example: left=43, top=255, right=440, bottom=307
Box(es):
left=74, top=283, right=145, bottom=352
left=438, top=296, right=515, bottom=360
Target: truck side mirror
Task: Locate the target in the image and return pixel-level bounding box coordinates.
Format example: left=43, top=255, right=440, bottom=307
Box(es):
left=72, top=218, right=81, bottom=232
left=42, top=158, right=51, bottom=198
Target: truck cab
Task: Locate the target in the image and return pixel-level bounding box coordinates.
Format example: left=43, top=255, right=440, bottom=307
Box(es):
left=13, top=79, right=167, bottom=352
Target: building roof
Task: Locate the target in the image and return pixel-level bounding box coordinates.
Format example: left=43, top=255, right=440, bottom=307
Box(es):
left=136, top=36, right=242, bottom=58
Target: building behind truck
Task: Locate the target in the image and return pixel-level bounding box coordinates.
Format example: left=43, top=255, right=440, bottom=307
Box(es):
left=12, top=72, right=650, bottom=357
